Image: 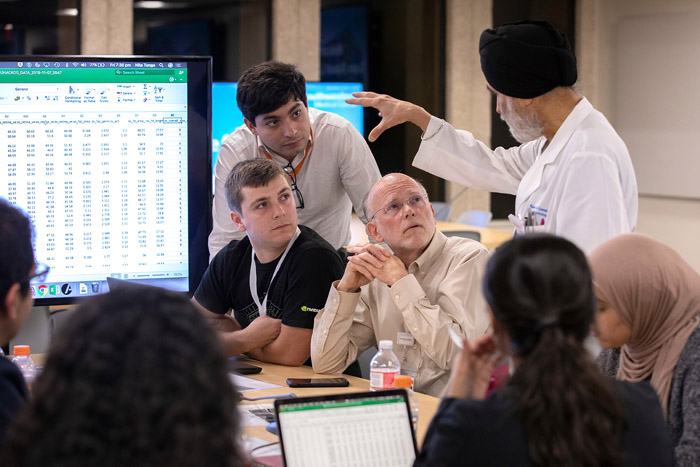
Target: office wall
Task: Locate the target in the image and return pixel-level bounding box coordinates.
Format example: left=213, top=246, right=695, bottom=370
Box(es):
left=578, top=0, right=700, bottom=271
left=443, top=0, right=492, bottom=218
left=273, top=0, right=320, bottom=80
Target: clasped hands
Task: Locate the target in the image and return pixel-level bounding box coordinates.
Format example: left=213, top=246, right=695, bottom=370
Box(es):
left=337, top=243, right=408, bottom=293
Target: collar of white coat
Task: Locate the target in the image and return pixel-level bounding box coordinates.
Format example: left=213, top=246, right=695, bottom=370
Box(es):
left=515, top=97, right=594, bottom=213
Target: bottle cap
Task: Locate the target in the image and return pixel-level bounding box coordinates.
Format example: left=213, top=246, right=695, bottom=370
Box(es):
left=13, top=345, right=30, bottom=356
left=378, top=340, right=393, bottom=350
left=394, top=375, right=413, bottom=388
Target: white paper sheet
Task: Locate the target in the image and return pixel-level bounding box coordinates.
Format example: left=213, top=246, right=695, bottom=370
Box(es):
left=230, top=374, right=282, bottom=392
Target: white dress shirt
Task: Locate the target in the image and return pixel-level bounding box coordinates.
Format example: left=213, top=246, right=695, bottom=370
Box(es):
left=210, top=107, right=381, bottom=257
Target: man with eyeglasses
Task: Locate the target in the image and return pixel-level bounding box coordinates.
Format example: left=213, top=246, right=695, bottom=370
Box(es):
left=0, top=199, right=40, bottom=442
left=311, top=174, right=490, bottom=396
left=193, top=160, right=345, bottom=366
left=209, top=61, right=381, bottom=261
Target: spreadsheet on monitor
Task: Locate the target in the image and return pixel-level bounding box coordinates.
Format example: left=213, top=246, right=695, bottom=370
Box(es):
left=0, top=61, right=192, bottom=299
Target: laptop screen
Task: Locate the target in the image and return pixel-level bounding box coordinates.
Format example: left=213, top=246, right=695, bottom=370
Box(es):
left=275, top=390, right=417, bottom=467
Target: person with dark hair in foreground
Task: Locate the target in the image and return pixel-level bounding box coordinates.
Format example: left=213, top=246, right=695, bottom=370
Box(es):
left=0, top=199, right=37, bottom=444
left=415, top=235, right=673, bottom=467
left=1, top=287, right=245, bottom=467
left=590, top=233, right=700, bottom=466
left=349, top=20, right=637, bottom=254
left=210, top=60, right=380, bottom=259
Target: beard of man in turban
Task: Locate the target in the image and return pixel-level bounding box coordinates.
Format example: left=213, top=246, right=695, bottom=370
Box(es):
left=498, top=93, right=546, bottom=144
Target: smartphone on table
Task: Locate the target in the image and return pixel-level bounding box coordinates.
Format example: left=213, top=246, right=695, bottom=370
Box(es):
left=286, top=377, right=350, bottom=388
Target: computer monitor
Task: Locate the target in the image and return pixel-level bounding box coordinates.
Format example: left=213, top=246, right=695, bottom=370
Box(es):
left=212, top=81, right=363, bottom=172
left=0, top=55, right=212, bottom=305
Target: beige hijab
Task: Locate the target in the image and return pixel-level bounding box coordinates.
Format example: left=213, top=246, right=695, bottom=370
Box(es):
left=589, top=233, right=700, bottom=417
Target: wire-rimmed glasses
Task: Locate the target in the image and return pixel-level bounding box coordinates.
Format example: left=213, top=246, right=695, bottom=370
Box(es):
left=282, top=163, right=305, bottom=209
left=370, top=192, right=428, bottom=219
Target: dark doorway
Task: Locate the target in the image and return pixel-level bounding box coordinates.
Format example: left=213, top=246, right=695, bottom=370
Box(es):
left=321, top=0, right=446, bottom=201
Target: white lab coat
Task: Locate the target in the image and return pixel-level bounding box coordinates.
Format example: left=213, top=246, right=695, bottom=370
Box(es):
left=413, top=98, right=638, bottom=254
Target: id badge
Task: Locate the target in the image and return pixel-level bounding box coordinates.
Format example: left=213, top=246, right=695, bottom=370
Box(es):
left=397, top=332, right=414, bottom=346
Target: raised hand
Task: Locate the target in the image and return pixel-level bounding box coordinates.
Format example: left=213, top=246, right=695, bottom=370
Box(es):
left=345, top=92, right=432, bottom=142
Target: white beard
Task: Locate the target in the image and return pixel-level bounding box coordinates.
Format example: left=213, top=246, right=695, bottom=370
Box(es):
left=500, top=99, right=545, bottom=144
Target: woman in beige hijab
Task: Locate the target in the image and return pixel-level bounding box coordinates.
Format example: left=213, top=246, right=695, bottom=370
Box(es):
left=589, top=233, right=700, bottom=466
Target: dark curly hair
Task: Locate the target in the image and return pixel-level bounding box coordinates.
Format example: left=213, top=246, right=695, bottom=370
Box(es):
left=484, top=234, right=625, bottom=467
left=236, top=60, right=307, bottom=124
left=0, top=198, right=35, bottom=303
left=1, top=286, right=246, bottom=467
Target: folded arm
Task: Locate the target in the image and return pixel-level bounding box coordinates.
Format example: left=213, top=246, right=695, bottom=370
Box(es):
left=192, top=298, right=280, bottom=357
left=246, top=325, right=312, bottom=366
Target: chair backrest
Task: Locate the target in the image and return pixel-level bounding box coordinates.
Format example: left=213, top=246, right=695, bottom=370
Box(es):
left=431, top=202, right=452, bottom=221
left=456, top=210, right=493, bottom=227
left=443, top=230, right=481, bottom=242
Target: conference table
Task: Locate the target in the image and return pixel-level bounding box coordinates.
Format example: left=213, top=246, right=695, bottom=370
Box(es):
left=235, top=358, right=441, bottom=449
left=436, top=221, right=512, bottom=250
left=22, top=354, right=441, bottom=447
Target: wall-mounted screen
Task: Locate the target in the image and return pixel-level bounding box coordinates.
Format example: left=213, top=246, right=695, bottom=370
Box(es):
left=212, top=81, right=363, bottom=171
left=0, top=56, right=212, bottom=305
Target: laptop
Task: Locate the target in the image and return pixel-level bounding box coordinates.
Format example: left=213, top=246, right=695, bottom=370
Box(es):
left=274, top=389, right=417, bottom=467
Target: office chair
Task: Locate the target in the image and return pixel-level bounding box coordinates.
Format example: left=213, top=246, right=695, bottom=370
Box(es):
left=456, top=210, right=493, bottom=227
left=431, top=202, right=452, bottom=221
left=443, top=230, right=482, bottom=242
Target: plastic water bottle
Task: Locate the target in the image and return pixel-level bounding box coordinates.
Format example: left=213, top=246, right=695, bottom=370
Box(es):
left=12, top=345, right=36, bottom=387
left=369, top=340, right=400, bottom=391
left=394, top=375, right=418, bottom=431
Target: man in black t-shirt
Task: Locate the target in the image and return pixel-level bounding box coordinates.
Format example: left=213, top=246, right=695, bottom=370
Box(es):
left=194, top=159, right=344, bottom=366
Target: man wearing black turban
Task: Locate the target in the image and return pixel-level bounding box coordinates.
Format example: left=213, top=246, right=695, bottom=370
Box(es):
left=348, top=20, right=638, bottom=254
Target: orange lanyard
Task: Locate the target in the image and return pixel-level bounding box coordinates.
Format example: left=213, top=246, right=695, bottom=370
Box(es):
left=263, top=128, right=313, bottom=176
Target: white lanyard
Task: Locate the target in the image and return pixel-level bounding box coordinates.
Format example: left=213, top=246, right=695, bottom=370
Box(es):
left=249, top=227, right=301, bottom=316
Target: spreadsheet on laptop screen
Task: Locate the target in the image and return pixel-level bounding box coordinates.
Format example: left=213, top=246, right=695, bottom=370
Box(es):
left=277, top=393, right=416, bottom=467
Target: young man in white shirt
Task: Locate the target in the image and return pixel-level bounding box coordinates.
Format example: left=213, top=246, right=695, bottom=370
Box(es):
left=348, top=20, right=637, bottom=254
left=209, top=61, right=381, bottom=259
